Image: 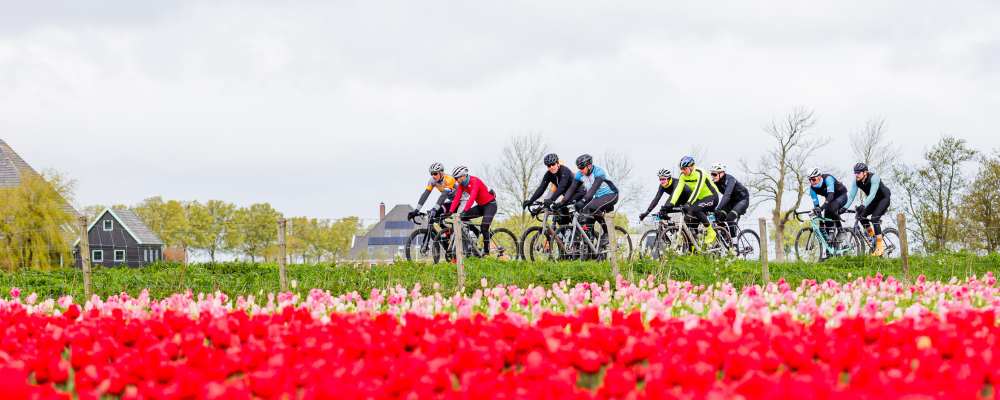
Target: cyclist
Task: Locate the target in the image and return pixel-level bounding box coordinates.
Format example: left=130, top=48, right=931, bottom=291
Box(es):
left=669, top=156, right=721, bottom=244
left=521, top=153, right=575, bottom=215
left=557, top=154, right=619, bottom=246
left=638, top=169, right=693, bottom=222
left=407, top=163, right=468, bottom=221
left=840, top=162, right=892, bottom=257
left=447, top=166, right=498, bottom=256
left=710, top=163, right=749, bottom=242
left=806, top=167, right=848, bottom=238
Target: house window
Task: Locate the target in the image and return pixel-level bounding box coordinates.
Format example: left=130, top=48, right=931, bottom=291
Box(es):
left=385, top=230, right=392, bottom=237
left=114, top=250, right=125, bottom=262
left=103, top=220, right=114, bottom=231
left=367, top=246, right=374, bottom=256
left=92, top=250, right=103, bottom=262
left=369, top=262, right=376, bottom=267
left=397, top=246, right=404, bottom=254
left=382, top=246, right=389, bottom=257
left=144, top=249, right=148, bottom=262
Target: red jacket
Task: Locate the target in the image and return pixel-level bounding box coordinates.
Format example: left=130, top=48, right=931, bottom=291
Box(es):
left=449, top=176, right=495, bottom=212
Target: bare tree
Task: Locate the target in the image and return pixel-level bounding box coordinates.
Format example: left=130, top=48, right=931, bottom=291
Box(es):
left=687, top=144, right=712, bottom=170
left=598, top=150, right=644, bottom=217
left=850, top=116, right=903, bottom=177
left=481, top=131, right=551, bottom=233
left=739, top=107, right=830, bottom=261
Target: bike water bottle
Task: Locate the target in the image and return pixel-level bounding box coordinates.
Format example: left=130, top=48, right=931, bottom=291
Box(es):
left=653, top=215, right=660, bottom=222
left=707, top=214, right=714, bottom=226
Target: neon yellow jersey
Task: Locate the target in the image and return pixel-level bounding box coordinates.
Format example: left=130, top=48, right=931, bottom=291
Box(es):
left=670, top=166, right=720, bottom=204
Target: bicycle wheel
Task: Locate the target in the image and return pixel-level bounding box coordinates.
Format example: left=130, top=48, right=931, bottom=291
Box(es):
left=528, top=228, right=562, bottom=261
left=879, top=228, right=901, bottom=258
left=706, top=226, right=733, bottom=258
left=405, top=229, right=441, bottom=263
left=487, top=228, right=519, bottom=261
left=519, top=226, right=542, bottom=261
left=656, top=226, right=690, bottom=257
left=735, top=229, right=761, bottom=260
left=639, top=229, right=659, bottom=259
left=610, top=226, right=633, bottom=261
left=794, top=227, right=823, bottom=262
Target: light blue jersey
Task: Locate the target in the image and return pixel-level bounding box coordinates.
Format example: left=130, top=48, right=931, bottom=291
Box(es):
left=575, top=165, right=615, bottom=198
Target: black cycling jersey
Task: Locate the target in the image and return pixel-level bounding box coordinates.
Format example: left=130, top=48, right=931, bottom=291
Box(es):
left=715, top=173, right=749, bottom=210
left=527, top=165, right=575, bottom=204
left=852, top=173, right=891, bottom=203
left=809, top=174, right=848, bottom=204
left=644, top=178, right=693, bottom=213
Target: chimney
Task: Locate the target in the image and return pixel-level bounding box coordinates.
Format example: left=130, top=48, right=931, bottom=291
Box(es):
left=379, top=202, right=385, bottom=220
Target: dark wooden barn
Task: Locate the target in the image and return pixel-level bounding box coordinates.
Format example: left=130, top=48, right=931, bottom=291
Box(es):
left=74, top=208, right=164, bottom=268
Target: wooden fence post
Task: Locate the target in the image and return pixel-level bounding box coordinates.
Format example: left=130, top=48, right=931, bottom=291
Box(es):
left=759, top=218, right=770, bottom=286
left=277, top=218, right=288, bottom=291
left=897, top=213, right=911, bottom=285
left=78, top=215, right=92, bottom=298
left=453, top=213, right=465, bottom=289
left=608, top=212, right=620, bottom=278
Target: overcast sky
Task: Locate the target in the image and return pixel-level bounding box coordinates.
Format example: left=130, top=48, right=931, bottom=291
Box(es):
left=2, top=1, right=998, bottom=223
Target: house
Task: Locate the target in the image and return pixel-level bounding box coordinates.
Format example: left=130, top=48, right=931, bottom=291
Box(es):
left=0, top=139, right=81, bottom=219
left=74, top=208, right=164, bottom=268
left=346, top=203, right=419, bottom=265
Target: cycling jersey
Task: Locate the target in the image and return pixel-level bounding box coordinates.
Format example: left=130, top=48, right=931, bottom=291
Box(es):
left=845, top=172, right=891, bottom=208
left=527, top=165, right=575, bottom=204
left=714, top=173, right=749, bottom=210
left=416, top=174, right=470, bottom=210
left=670, top=166, right=719, bottom=205
left=809, top=174, right=848, bottom=206
left=449, top=176, right=497, bottom=213
left=574, top=165, right=616, bottom=200
left=644, top=178, right=693, bottom=213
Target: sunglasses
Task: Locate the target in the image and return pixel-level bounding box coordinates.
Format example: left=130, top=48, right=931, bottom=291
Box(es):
left=659, top=177, right=668, bottom=181
left=809, top=177, right=820, bottom=181
left=711, top=173, right=721, bottom=176
left=854, top=171, right=864, bottom=174
left=545, top=163, right=557, bottom=168
left=431, top=172, right=442, bottom=176
left=577, top=165, right=587, bottom=170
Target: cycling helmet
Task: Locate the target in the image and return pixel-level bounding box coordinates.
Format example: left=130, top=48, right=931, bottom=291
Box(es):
left=854, top=162, right=868, bottom=172
left=576, top=154, right=593, bottom=169
left=452, top=166, right=469, bottom=178
left=679, top=156, right=695, bottom=168
left=657, top=168, right=672, bottom=179
left=429, top=162, right=445, bottom=173
left=710, top=163, right=726, bottom=173
left=807, top=167, right=822, bottom=179
left=543, top=153, right=559, bottom=167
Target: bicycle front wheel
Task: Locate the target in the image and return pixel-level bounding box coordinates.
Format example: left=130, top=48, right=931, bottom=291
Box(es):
left=405, top=229, right=441, bottom=263
left=612, top=226, right=633, bottom=261
left=656, top=226, right=690, bottom=257
left=519, top=226, right=542, bottom=261
left=488, top=228, right=519, bottom=261
left=735, top=229, right=761, bottom=260
left=639, top=229, right=658, bottom=259
left=528, top=228, right=562, bottom=262
left=879, top=228, right=901, bottom=259
left=794, top=227, right=823, bottom=262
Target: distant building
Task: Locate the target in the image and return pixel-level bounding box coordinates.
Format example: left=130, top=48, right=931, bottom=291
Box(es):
left=346, top=203, right=418, bottom=265
left=0, top=138, right=80, bottom=218
left=74, top=208, right=164, bottom=268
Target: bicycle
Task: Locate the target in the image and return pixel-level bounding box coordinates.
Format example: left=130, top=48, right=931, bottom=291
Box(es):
left=520, top=201, right=572, bottom=261
left=650, top=210, right=733, bottom=258
left=525, top=203, right=632, bottom=262
left=793, top=209, right=861, bottom=262
left=724, top=216, right=761, bottom=260
left=638, top=207, right=681, bottom=260
left=851, top=211, right=901, bottom=258
left=404, top=211, right=447, bottom=263
left=438, top=214, right=520, bottom=262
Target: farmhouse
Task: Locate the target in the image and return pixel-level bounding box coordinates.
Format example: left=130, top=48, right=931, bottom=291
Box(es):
left=347, top=203, right=418, bottom=265
left=74, top=208, right=164, bottom=268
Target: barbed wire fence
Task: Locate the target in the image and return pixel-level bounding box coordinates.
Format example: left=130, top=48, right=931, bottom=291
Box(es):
left=1, top=211, right=998, bottom=300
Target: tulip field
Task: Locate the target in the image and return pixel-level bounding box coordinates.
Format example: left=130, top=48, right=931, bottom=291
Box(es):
left=4, top=272, right=1000, bottom=399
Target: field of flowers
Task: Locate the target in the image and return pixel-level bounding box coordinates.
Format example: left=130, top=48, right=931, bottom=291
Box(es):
left=3, top=272, right=1000, bottom=399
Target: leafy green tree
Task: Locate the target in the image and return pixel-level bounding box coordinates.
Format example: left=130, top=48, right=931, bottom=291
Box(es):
left=233, top=203, right=282, bottom=262
left=190, top=200, right=239, bottom=262
left=960, top=150, right=1000, bottom=253
left=132, top=197, right=192, bottom=250
left=0, top=169, right=77, bottom=270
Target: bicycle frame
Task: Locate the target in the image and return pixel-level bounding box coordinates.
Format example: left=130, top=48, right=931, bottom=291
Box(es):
left=807, top=215, right=854, bottom=256
left=663, top=214, right=728, bottom=255
left=442, top=219, right=485, bottom=258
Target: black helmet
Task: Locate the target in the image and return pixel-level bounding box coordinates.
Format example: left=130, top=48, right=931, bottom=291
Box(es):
left=576, top=154, right=593, bottom=169
left=854, top=162, right=868, bottom=172
left=679, top=156, right=695, bottom=168
left=543, top=153, right=559, bottom=167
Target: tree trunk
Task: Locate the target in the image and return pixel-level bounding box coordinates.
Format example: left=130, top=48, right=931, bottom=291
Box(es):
left=773, top=213, right=785, bottom=262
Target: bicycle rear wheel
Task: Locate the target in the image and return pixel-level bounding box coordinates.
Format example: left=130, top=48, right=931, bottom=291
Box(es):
left=639, top=229, right=658, bottom=259
left=735, top=229, right=761, bottom=260
left=794, top=227, right=823, bottom=262
left=609, top=226, right=633, bottom=261
left=487, top=228, right=519, bottom=261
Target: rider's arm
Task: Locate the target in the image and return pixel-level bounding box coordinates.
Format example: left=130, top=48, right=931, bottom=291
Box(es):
left=563, top=179, right=582, bottom=204
left=824, top=176, right=837, bottom=203
left=690, top=169, right=708, bottom=201
left=668, top=179, right=685, bottom=206
left=844, top=180, right=859, bottom=208
left=463, top=179, right=480, bottom=212
left=717, top=177, right=735, bottom=209
left=862, top=174, right=880, bottom=207
left=448, top=185, right=465, bottom=213
left=809, top=188, right=819, bottom=207
left=583, top=176, right=605, bottom=202
left=416, top=188, right=433, bottom=210
left=435, top=191, right=451, bottom=206
left=646, top=185, right=666, bottom=213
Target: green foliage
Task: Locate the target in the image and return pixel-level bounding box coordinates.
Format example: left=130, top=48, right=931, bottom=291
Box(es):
left=960, top=150, right=1000, bottom=253
left=0, top=169, right=76, bottom=271
left=3, top=254, right=999, bottom=300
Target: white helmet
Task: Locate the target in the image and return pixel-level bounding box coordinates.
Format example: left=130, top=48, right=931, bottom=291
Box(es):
left=657, top=168, right=672, bottom=179
left=807, top=167, right=822, bottom=179
left=710, top=163, right=726, bottom=173
left=429, top=162, right=445, bottom=173
left=452, top=166, right=469, bottom=178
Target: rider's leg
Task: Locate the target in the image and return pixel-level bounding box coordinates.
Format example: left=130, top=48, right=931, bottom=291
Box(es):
left=585, top=192, right=618, bottom=245
left=462, top=204, right=485, bottom=246
left=725, top=198, right=749, bottom=240
left=690, top=194, right=719, bottom=243
left=478, top=201, right=498, bottom=256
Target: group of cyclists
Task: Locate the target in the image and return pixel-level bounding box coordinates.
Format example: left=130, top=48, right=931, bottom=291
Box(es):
left=406, top=153, right=893, bottom=258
